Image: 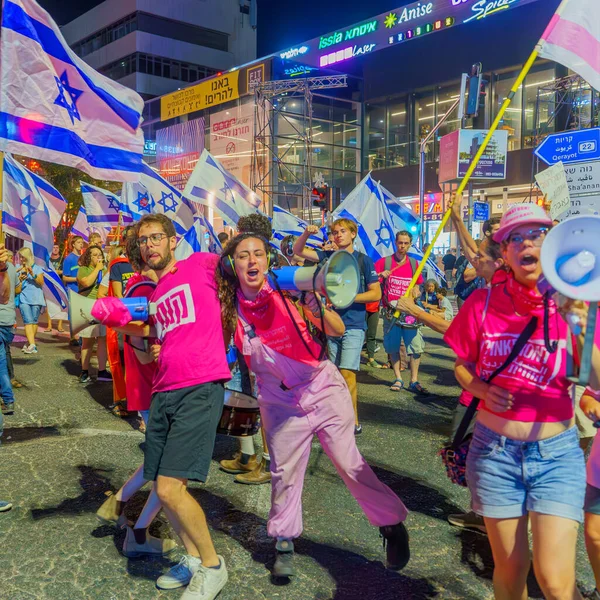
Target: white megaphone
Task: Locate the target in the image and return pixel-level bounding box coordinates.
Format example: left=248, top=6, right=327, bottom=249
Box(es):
left=540, top=214, right=600, bottom=387
left=540, top=215, right=600, bottom=302
left=68, top=289, right=156, bottom=336
left=268, top=250, right=360, bottom=309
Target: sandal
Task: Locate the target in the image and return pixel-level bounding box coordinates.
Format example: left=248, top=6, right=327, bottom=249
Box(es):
left=43, top=328, right=52, bottom=333
left=57, top=328, right=66, bottom=333
left=366, top=358, right=385, bottom=369
left=11, top=379, right=23, bottom=388
left=390, top=379, right=404, bottom=392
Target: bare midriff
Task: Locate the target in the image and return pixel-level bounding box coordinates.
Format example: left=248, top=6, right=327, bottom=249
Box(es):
left=477, top=410, right=575, bottom=441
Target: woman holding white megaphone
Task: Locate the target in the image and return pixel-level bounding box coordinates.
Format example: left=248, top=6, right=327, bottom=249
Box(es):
left=216, top=233, right=409, bottom=579
left=444, top=204, right=600, bottom=600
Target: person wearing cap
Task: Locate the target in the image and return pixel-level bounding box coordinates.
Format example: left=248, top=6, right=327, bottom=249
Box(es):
left=444, top=203, right=600, bottom=600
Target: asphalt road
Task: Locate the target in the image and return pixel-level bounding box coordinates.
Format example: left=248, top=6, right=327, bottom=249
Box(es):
left=0, top=326, right=595, bottom=600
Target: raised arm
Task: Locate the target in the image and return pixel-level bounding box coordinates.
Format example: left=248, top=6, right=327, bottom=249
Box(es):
left=450, top=198, right=478, bottom=265
left=292, top=225, right=321, bottom=263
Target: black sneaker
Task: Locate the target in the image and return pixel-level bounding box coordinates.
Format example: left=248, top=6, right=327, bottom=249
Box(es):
left=1, top=403, right=14, bottom=415
left=79, top=371, right=91, bottom=384
left=380, top=522, right=410, bottom=571
left=354, top=424, right=363, bottom=435
left=97, top=370, right=113, bottom=382
left=448, top=511, right=487, bottom=534
left=69, top=338, right=79, bottom=347
left=273, top=540, right=295, bottom=578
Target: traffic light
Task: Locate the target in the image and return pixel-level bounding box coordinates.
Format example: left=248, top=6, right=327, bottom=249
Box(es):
left=312, top=186, right=328, bottom=208
left=465, top=63, right=483, bottom=118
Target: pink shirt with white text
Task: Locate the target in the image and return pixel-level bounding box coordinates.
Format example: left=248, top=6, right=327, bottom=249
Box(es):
left=150, top=253, right=230, bottom=393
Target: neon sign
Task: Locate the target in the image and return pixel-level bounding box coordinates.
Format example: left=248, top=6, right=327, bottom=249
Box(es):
left=278, top=0, right=540, bottom=69
left=318, top=20, right=378, bottom=50
left=320, top=44, right=376, bottom=67
left=464, top=0, right=521, bottom=23
left=280, top=45, right=309, bottom=59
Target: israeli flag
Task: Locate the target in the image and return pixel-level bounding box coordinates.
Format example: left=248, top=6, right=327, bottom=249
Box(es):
left=27, top=168, right=67, bottom=230
left=71, top=205, right=89, bottom=241
left=122, top=162, right=195, bottom=235
left=331, top=173, right=398, bottom=263
left=272, top=205, right=325, bottom=251
left=43, top=265, right=68, bottom=320
left=183, top=150, right=261, bottom=226
left=408, top=246, right=446, bottom=285
left=174, top=215, right=222, bottom=260
left=378, top=179, right=420, bottom=236
left=0, top=0, right=144, bottom=181
left=81, top=181, right=132, bottom=242
left=3, top=153, right=54, bottom=266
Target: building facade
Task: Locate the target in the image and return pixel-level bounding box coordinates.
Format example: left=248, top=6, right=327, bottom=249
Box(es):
left=61, top=0, right=257, bottom=100
left=137, top=0, right=599, bottom=241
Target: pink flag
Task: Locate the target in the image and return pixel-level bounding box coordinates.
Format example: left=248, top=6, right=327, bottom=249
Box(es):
left=538, top=0, right=600, bottom=91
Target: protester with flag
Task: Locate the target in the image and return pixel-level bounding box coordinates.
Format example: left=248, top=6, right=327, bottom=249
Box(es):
left=43, top=244, right=65, bottom=334
left=294, top=219, right=381, bottom=436
left=15, top=247, right=44, bottom=354
left=0, top=0, right=144, bottom=181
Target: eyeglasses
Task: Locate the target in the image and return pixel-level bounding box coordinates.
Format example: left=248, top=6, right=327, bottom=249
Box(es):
left=506, top=228, right=548, bottom=247
left=137, top=233, right=168, bottom=247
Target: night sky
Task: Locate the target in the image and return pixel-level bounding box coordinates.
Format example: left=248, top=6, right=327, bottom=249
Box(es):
left=39, top=0, right=556, bottom=58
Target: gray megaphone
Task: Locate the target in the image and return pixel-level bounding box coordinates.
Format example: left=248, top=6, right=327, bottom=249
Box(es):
left=539, top=214, right=600, bottom=387
left=268, top=250, right=360, bottom=309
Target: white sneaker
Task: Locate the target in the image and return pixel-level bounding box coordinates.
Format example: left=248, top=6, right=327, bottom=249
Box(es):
left=181, top=557, right=228, bottom=600
left=23, top=345, right=38, bottom=354
left=157, top=555, right=201, bottom=590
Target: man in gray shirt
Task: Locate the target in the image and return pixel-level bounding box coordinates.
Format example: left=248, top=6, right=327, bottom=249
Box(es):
left=0, top=246, right=17, bottom=415
left=0, top=243, right=15, bottom=513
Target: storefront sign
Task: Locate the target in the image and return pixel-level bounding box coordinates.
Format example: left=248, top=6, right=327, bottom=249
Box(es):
left=210, top=103, right=254, bottom=187
left=160, top=71, right=240, bottom=121
left=247, top=63, right=265, bottom=91
left=278, top=0, right=540, bottom=69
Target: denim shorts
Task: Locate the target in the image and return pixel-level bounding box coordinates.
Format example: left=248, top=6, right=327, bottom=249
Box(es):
left=327, top=328, right=365, bottom=371
left=466, top=422, right=585, bottom=523
left=20, top=303, right=42, bottom=325
left=383, top=321, right=425, bottom=356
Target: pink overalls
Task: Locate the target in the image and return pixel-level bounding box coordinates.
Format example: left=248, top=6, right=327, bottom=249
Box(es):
left=238, top=313, right=408, bottom=540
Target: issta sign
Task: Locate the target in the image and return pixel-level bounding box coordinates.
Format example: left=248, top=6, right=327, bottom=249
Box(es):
left=277, top=0, right=541, bottom=68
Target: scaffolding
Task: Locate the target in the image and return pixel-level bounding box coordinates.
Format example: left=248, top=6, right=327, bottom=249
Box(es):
left=251, top=75, right=348, bottom=220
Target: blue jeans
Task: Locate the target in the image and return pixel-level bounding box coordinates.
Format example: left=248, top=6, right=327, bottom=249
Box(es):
left=466, top=422, right=585, bottom=522
left=0, top=327, right=14, bottom=406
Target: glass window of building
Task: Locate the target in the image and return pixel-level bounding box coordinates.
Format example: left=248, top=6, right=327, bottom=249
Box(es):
left=413, top=89, right=435, bottom=163
left=494, top=71, right=523, bottom=151
left=436, top=85, right=461, bottom=138
left=366, top=104, right=386, bottom=170
left=523, top=66, right=556, bottom=147
left=387, top=97, right=408, bottom=168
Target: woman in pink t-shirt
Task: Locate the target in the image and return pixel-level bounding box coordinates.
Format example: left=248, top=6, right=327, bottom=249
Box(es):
left=445, top=204, right=600, bottom=599
left=217, top=233, right=409, bottom=579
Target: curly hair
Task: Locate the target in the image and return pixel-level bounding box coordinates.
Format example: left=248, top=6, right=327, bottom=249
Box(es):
left=125, top=232, right=144, bottom=272
left=215, top=233, right=271, bottom=334
left=237, top=214, right=273, bottom=240
left=78, top=245, right=104, bottom=268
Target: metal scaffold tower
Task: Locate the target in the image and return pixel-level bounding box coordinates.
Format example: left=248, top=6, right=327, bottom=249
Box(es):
left=531, top=74, right=598, bottom=177
left=251, top=75, right=348, bottom=220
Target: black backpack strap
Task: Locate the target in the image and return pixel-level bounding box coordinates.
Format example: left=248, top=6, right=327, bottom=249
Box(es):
left=451, top=315, right=538, bottom=449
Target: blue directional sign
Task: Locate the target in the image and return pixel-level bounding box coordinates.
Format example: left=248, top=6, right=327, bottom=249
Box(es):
left=535, top=128, right=600, bottom=166
left=473, top=201, right=489, bottom=222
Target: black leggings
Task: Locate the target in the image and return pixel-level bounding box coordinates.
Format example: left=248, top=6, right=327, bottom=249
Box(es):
left=365, top=310, right=379, bottom=359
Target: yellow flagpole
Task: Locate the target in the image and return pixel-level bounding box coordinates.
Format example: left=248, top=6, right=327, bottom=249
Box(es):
left=394, top=46, right=541, bottom=314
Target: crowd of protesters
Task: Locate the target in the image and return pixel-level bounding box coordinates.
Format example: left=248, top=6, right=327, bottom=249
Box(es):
left=2, top=204, right=600, bottom=600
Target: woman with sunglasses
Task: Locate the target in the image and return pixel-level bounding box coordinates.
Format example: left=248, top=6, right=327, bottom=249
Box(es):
left=445, top=204, right=600, bottom=600
left=217, top=233, right=409, bottom=579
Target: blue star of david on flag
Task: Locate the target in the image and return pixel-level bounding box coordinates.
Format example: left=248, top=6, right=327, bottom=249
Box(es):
left=53, top=71, right=83, bottom=125
left=133, top=191, right=153, bottom=213
left=20, top=194, right=37, bottom=226
left=105, top=194, right=120, bottom=212
left=375, top=219, right=394, bottom=248
left=158, top=191, right=177, bottom=213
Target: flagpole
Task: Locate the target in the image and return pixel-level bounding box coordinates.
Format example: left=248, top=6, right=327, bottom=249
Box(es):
left=396, top=45, right=541, bottom=309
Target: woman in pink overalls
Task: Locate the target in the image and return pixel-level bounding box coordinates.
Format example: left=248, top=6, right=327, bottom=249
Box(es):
left=216, top=233, right=409, bottom=578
